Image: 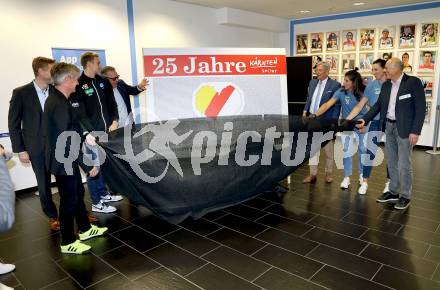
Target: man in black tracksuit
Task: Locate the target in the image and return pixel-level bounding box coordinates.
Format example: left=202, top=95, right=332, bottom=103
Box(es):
left=71, top=52, right=123, bottom=214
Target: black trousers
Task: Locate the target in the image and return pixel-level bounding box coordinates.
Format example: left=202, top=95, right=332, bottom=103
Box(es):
left=55, top=169, right=91, bottom=245
left=30, top=154, right=58, bottom=219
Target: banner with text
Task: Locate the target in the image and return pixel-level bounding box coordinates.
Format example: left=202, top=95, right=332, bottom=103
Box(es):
left=142, top=48, right=288, bottom=121
left=51, top=48, right=106, bottom=71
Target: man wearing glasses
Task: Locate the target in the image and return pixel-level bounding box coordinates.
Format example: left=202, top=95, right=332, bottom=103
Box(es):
left=101, top=66, right=148, bottom=128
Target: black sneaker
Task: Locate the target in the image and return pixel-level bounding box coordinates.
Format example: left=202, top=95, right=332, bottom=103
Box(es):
left=376, top=191, right=399, bottom=203
left=394, top=197, right=411, bottom=210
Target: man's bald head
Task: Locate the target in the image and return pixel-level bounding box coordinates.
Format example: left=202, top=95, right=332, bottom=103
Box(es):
left=386, top=57, right=404, bottom=71
left=385, top=57, right=404, bottom=81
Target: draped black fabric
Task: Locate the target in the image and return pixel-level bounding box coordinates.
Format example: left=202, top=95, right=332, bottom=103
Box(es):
left=99, top=115, right=355, bottom=224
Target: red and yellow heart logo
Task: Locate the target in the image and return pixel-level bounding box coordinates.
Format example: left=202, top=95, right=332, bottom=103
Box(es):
left=193, top=83, right=244, bottom=117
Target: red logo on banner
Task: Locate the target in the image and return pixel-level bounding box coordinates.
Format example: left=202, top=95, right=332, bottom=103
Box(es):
left=193, top=83, right=244, bottom=117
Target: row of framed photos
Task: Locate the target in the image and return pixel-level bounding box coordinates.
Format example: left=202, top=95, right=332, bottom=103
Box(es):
left=310, top=49, right=437, bottom=75
left=296, top=23, right=439, bottom=54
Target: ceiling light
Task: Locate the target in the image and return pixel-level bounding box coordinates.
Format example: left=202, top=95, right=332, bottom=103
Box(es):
left=299, top=10, right=311, bottom=14
left=353, top=2, right=365, bottom=5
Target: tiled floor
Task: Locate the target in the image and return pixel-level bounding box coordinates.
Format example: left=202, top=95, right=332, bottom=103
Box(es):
left=1, top=148, right=440, bottom=289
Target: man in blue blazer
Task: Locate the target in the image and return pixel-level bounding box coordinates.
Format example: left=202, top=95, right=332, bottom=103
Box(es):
left=101, top=66, right=148, bottom=128
left=302, top=62, right=341, bottom=184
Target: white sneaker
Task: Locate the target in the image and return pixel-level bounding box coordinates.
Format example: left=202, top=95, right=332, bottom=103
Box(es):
left=359, top=174, right=363, bottom=184
left=101, top=193, right=123, bottom=203
left=0, top=263, right=15, bottom=275
left=0, top=283, right=13, bottom=290
left=383, top=181, right=390, bottom=193
left=340, top=177, right=350, bottom=189
left=92, top=202, right=117, bottom=213
left=358, top=182, right=368, bottom=195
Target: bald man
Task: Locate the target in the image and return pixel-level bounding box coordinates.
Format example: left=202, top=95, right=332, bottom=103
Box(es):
left=357, top=58, right=426, bottom=210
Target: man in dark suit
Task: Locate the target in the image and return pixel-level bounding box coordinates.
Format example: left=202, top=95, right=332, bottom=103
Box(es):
left=302, top=62, right=341, bottom=184
left=357, top=58, right=426, bottom=210
left=8, top=57, right=60, bottom=230
left=100, top=66, right=148, bottom=128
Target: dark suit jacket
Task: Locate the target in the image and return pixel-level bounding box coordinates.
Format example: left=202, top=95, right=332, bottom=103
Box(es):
left=8, top=82, right=51, bottom=157
left=304, top=78, right=341, bottom=119
left=43, top=88, right=92, bottom=176
left=363, top=73, right=426, bottom=139
left=116, top=80, right=143, bottom=115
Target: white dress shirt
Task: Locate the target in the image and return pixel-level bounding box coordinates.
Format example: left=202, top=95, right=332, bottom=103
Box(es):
left=113, top=88, right=129, bottom=128
left=309, top=77, right=328, bottom=114
left=33, top=81, right=49, bottom=111
left=386, top=73, right=404, bottom=120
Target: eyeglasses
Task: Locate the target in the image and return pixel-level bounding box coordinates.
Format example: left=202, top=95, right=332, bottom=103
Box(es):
left=107, top=75, right=120, bottom=81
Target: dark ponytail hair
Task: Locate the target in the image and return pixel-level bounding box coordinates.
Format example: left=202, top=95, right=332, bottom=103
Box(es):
left=343, top=68, right=365, bottom=101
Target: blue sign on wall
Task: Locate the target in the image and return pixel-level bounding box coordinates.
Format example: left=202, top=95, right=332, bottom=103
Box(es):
left=51, top=48, right=106, bottom=71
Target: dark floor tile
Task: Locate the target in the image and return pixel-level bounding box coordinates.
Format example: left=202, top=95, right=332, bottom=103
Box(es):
left=0, top=233, right=52, bottom=263
left=243, top=197, right=274, bottom=210
left=56, top=254, right=116, bottom=288
left=342, top=212, right=402, bottom=234
left=223, top=204, right=267, bottom=220
left=398, top=226, right=440, bottom=246
left=135, top=267, right=199, bottom=290
left=264, top=203, right=317, bottom=223
left=100, top=245, right=159, bottom=280
left=373, top=265, right=440, bottom=290
left=380, top=210, right=439, bottom=232
left=202, top=210, right=228, bottom=221
left=132, top=215, right=180, bottom=237
left=115, top=202, right=152, bottom=222
left=179, top=218, right=221, bottom=236
left=361, top=244, right=437, bottom=279
left=203, top=246, right=270, bottom=281
left=214, top=214, right=267, bottom=236
left=145, top=243, right=206, bottom=276
left=14, top=253, right=67, bottom=290
left=0, top=217, right=53, bottom=241
left=255, top=213, right=312, bottom=236
left=0, top=272, right=20, bottom=288
left=402, top=206, right=440, bottom=223
left=434, top=266, right=440, bottom=282
left=304, top=227, right=367, bottom=254
left=187, top=263, right=260, bottom=290
left=308, top=245, right=381, bottom=279
left=111, top=226, right=164, bottom=253
left=426, top=245, right=440, bottom=263
left=87, top=274, right=136, bottom=290
left=163, top=229, right=219, bottom=256
left=308, top=215, right=367, bottom=238
left=312, top=265, right=390, bottom=290
left=94, top=214, right=132, bottom=233
left=255, top=228, right=317, bottom=255
left=252, top=244, right=323, bottom=279
left=40, top=278, right=83, bottom=290
left=83, top=235, right=124, bottom=256
left=254, top=268, right=327, bottom=290
left=207, top=228, right=267, bottom=255
left=360, top=229, right=430, bottom=257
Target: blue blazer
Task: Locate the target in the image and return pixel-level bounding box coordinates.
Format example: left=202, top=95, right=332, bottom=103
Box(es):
left=116, top=80, right=143, bottom=115
left=304, top=78, right=341, bottom=119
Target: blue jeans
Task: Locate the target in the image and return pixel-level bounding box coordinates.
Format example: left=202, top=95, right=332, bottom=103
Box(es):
left=362, top=120, right=382, bottom=178
left=342, top=129, right=367, bottom=177
left=85, top=146, right=108, bottom=205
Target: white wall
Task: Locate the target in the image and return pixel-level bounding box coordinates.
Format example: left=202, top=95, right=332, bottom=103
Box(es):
left=291, top=7, right=440, bottom=147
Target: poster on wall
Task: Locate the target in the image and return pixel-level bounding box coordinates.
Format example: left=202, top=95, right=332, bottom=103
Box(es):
left=425, top=101, right=432, bottom=123
left=419, top=50, right=436, bottom=73
left=51, top=48, right=106, bottom=70
left=326, top=32, right=339, bottom=52
left=325, top=55, right=339, bottom=74
left=360, top=29, right=375, bottom=50
left=342, top=53, right=356, bottom=72
left=378, top=26, right=395, bottom=50
left=310, top=33, right=323, bottom=53
left=359, top=53, right=374, bottom=72
left=142, top=48, right=288, bottom=121
left=342, top=30, right=357, bottom=51
left=420, top=23, right=438, bottom=47
left=399, top=24, right=416, bottom=48
left=312, top=55, right=323, bottom=75
left=296, top=34, right=308, bottom=54
left=420, top=76, right=433, bottom=98
left=381, top=52, right=393, bottom=61
left=398, top=51, right=414, bottom=73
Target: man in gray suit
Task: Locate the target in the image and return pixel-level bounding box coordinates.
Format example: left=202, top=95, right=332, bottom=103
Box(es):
left=302, top=62, right=341, bottom=184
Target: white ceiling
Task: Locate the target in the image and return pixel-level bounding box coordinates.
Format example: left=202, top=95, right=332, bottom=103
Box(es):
left=173, top=0, right=433, bottom=19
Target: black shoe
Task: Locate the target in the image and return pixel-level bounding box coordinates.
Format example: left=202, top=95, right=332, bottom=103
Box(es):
left=376, top=191, right=399, bottom=203
left=394, top=197, right=411, bottom=210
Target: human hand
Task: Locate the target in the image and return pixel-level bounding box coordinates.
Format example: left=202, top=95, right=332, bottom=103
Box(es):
left=18, top=151, right=30, bottom=164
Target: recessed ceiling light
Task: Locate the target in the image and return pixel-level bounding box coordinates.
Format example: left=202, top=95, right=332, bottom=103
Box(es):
left=300, top=10, right=311, bottom=14
left=353, top=2, right=365, bottom=5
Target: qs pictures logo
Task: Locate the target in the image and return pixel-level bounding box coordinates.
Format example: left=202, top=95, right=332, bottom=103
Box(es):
left=193, top=82, right=244, bottom=117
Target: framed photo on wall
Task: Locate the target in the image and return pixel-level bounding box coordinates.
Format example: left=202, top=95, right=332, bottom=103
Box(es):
left=325, top=55, right=339, bottom=74
left=418, top=50, right=436, bottom=73
left=420, top=76, right=433, bottom=98
left=342, top=30, right=356, bottom=51
left=326, top=31, right=339, bottom=52
left=342, top=53, right=356, bottom=72
left=296, top=34, right=308, bottom=54
left=360, top=28, right=375, bottom=50
left=310, top=33, right=324, bottom=53
left=359, top=53, right=375, bottom=73
left=398, top=51, right=414, bottom=73
left=425, top=101, right=432, bottom=123
left=420, top=23, right=439, bottom=47
left=378, top=26, right=395, bottom=49
left=399, top=24, right=416, bottom=48
left=381, top=52, right=393, bottom=61
left=312, top=55, right=324, bottom=71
